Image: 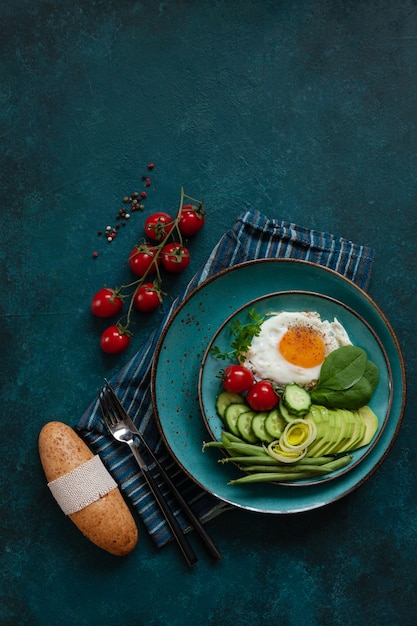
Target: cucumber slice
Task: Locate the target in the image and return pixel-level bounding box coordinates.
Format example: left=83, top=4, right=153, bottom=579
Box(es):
left=224, top=403, right=252, bottom=436
left=265, top=408, right=286, bottom=439
left=282, top=384, right=311, bottom=416
left=215, top=391, right=243, bottom=419
left=251, top=412, right=274, bottom=443
left=278, top=401, right=299, bottom=423
left=237, top=410, right=258, bottom=443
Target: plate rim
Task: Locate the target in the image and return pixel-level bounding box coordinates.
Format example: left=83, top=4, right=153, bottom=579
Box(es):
left=198, top=289, right=393, bottom=486
left=151, top=258, right=407, bottom=513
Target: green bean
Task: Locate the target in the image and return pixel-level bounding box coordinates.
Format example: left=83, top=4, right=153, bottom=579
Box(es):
left=219, top=455, right=282, bottom=465
left=296, top=456, right=338, bottom=465
left=220, top=453, right=340, bottom=467
left=221, top=431, right=246, bottom=444
left=205, top=431, right=353, bottom=485
left=318, top=454, right=353, bottom=472
left=228, top=454, right=353, bottom=484
left=202, top=441, right=224, bottom=451
left=228, top=471, right=311, bottom=484
left=241, top=465, right=308, bottom=473
left=223, top=441, right=270, bottom=456
left=202, top=431, right=247, bottom=452
left=242, top=462, right=342, bottom=474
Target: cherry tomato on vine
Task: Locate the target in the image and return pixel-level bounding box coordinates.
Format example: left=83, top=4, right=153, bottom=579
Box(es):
left=129, top=244, right=160, bottom=277
left=134, top=282, right=163, bottom=312
left=222, top=365, right=254, bottom=394
left=161, top=242, right=190, bottom=273
left=100, top=325, right=131, bottom=354
left=91, top=288, right=124, bottom=318
left=144, top=212, right=174, bottom=242
left=178, top=204, right=205, bottom=236
left=246, top=380, right=279, bottom=412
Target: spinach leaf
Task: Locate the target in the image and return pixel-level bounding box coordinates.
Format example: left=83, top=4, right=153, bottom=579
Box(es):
left=311, top=375, right=373, bottom=410
left=363, top=359, right=379, bottom=391
left=315, top=345, right=367, bottom=391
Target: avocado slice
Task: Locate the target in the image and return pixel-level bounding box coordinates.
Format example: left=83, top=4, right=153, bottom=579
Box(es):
left=345, top=411, right=365, bottom=452
left=316, top=409, right=338, bottom=456
left=352, top=406, right=379, bottom=449
left=349, top=411, right=367, bottom=450
left=304, top=407, right=322, bottom=457
left=306, top=406, right=332, bottom=457
left=306, top=404, right=379, bottom=459
left=323, top=409, right=344, bottom=455
left=331, top=409, right=354, bottom=454
left=331, top=409, right=351, bottom=454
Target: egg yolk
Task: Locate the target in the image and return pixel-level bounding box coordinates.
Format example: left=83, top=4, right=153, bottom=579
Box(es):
left=279, top=326, right=325, bottom=368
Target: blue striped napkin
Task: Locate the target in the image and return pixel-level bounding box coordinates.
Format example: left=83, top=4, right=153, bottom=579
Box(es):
left=76, top=210, right=374, bottom=547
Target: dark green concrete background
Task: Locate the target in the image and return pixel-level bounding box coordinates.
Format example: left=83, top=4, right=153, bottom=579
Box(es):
left=1, top=1, right=417, bottom=624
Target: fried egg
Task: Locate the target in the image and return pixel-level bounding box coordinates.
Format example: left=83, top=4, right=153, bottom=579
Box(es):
left=242, top=311, right=352, bottom=388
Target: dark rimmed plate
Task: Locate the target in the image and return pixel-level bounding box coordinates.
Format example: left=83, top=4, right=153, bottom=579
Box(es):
left=198, top=291, right=392, bottom=486
left=151, top=259, right=406, bottom=514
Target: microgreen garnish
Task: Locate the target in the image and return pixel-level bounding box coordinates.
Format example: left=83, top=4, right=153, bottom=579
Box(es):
left=211, top=308, right=266, bottom=362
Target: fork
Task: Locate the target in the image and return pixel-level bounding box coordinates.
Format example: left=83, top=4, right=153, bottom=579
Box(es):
left=101, top=380, right=222, bottom=561
left=98, top=383, right=198, bottom=567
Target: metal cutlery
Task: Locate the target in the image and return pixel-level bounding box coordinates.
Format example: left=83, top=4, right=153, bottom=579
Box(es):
left=98, top=380, right=221, bottom=565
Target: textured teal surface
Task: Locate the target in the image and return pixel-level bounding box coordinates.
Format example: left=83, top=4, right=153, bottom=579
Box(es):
left=1, top=1, right=417, bottom=624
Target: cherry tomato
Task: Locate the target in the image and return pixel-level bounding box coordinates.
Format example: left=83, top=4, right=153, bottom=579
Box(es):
left=222, top=365, right=254, bottom=394
left=91, top=288, right=123, bottom=318
left=100, top=325, right=131, bottom=354
left=129, top=244, right=160, bottom=277
left=161, top=242, right=190, bottom=273
left=134, top=282, right=163, bottom=312
left=246, top=381, right=279, bottom=412
left=178, top=204, right=205, bottom=236
left=144, top=212, right=174, bottom=242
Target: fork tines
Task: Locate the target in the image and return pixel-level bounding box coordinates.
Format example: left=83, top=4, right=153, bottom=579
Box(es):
left=98, top=383, right=121, bottom=426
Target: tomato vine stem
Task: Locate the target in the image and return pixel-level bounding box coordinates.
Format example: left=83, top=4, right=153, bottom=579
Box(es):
left=115, top=187, right=204, bottom=332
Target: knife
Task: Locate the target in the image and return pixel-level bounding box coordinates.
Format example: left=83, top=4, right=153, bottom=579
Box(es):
left=105, top=380, right=222, bottom=560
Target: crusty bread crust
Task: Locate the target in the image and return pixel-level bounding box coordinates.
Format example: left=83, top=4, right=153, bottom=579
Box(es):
left=39, top=421, right=138, bottom=556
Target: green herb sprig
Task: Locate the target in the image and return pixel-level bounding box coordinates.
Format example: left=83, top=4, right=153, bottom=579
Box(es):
left=210, top=308, right=266, bottom=362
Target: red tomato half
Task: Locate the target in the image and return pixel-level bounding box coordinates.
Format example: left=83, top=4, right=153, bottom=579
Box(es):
left=144, top=212, right=174, bottom=242
left=178, top=204, right=205, bottom=236
left=134, top=282, right=163, bottom=312
left=161, top=242, right=190, bottom=273
left=129, top=244, right=160, bottom=277
left=100, top=325, right=131, bottom=354
left=223, top=365, right=254, bottom=394
left=91, top=288, right=123, bottom=318
left=246, top=381, right=279, bottom=412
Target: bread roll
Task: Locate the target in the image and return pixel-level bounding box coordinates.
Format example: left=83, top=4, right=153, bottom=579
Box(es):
left=39, top=421, right=138, bottom=556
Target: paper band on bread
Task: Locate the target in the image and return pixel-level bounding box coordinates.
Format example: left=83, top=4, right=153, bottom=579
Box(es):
left=47, top=455, right=117, bottom=515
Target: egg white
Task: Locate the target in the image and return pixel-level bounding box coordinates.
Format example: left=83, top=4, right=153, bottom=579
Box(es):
left=242, top=311, right=352, bottom=388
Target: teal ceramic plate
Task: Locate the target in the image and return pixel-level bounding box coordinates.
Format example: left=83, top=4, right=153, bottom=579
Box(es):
left=151, top=260, right=406, bottom=513
left=199, top=291, right=391, bottom=486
